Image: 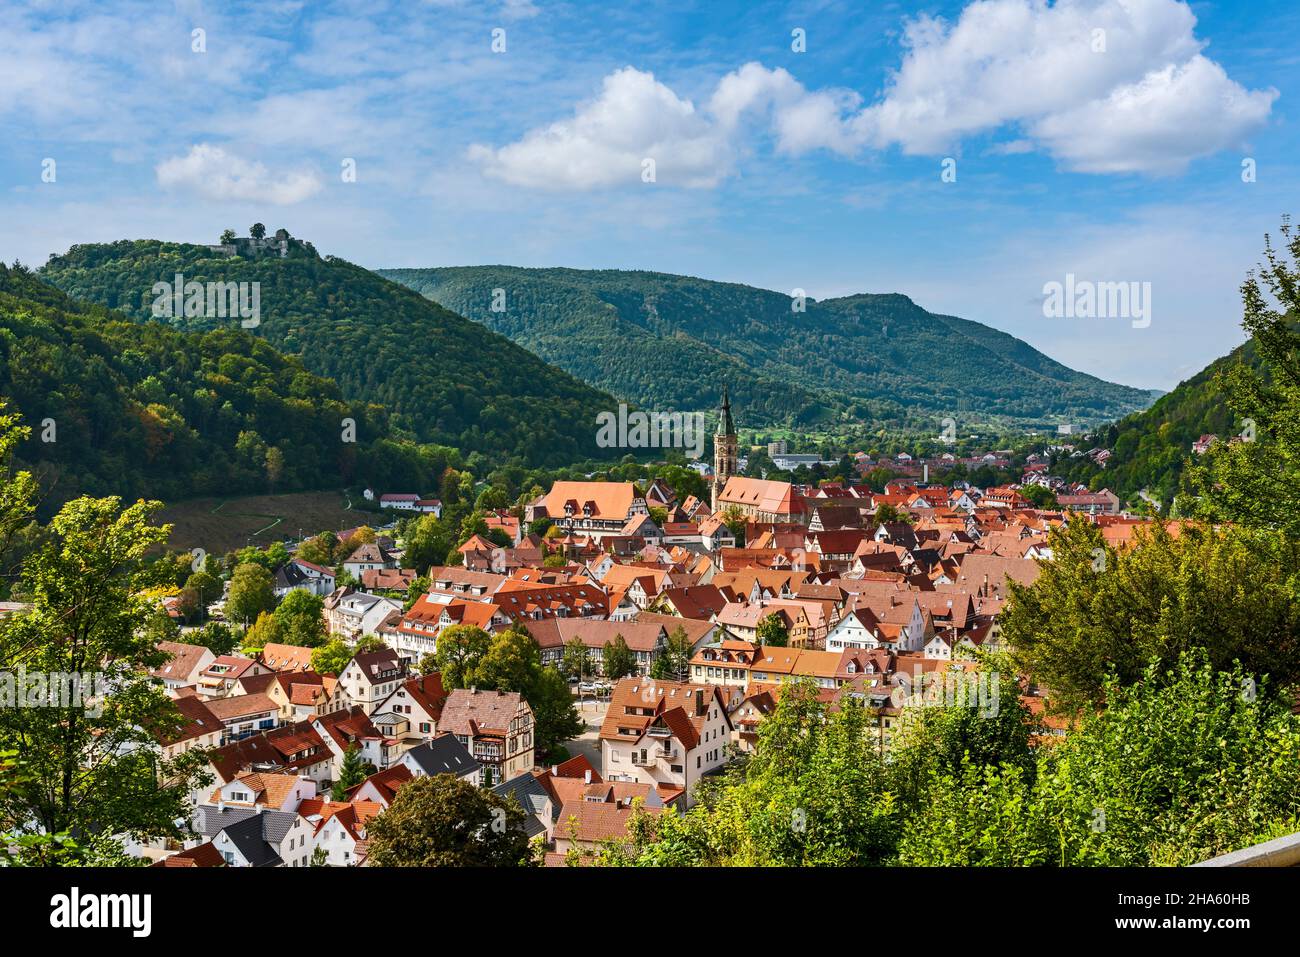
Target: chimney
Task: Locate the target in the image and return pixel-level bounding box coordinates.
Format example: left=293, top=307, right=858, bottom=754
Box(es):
left=696, top=690, right=709, bottom=717
left=470, top=686, right=477, bottom=695
left=584, top=769, right=592, bottom=784
left=923, top=463, right=929, bottom=484
left=551, top=765, right=558, bottom=775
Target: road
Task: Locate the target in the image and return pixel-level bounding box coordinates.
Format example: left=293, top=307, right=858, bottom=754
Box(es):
left=565, top=697, right=608, bottom=769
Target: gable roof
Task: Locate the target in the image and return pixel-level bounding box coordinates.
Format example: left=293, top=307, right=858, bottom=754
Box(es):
left=347, top=764, right=413, bottom=805
left=557, top=799, right=663, bottom=844
left=718, top=477, right=805, bottom=516
left=492, top=774, right=551, bottom=837
left=217, top=811, right=295, bottom=867
left=151, top=640, right=211, bottom=682
left=403, top=735, right=480, bottom=777
left=523, top=618, right=665, bottom=653
left=599, top=677, right=728, bottom=750
left=439, top=688, right=529, bottom=738
left=542, top=481, right=642, bottom=520
left=346, top=648, right=404, bottom=684
left=259, top=643, right=315, bottom=673
left=344, top=542, right=396, bottom=566
left=205, top=692, right=279, bottom=722
left=155, top=693, right=223, bottom=746
left=153, top=842, right=225, bottom=867
left=394, top=672, right=449, bottom=721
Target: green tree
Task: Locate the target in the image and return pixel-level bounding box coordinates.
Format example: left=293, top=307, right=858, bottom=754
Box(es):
left=1188, top=219, right=1300, bottom=533
left=265, top=446, right=286, bottom=491
left=460, top=626, right=583, bottom=761
left=1003, top=519, right=1300, bottom=713
left=332, top=744, right=369, bottom=800
left=602, top=635, right=637, bottom=681
left=242, top=611, right=284, bottom=651
left=250, top=222, right=266, bottom=239
left=226, top=562, right=276, bottom=626
left=297, top=531, right=340, bottom=567
left=561, top=636, right=592, bottom=681
left=365, top=774, right=534, bottom=866
left=653, top=625, right=693, bottom=681
left=1020, top=485, right=1058, bottom=509
left=897, top=652, right=1300, bottom=866
left=220, top=228, right=237, bottom=244
left=434, top=624, right=492, bottom=688
left=634, top=677, right=899, bottom=866
left=142, top=606, right=180, bottom=645
left=756, top=612, right=789, bottom=648
left=526, top=666, right=585, bottom=760
left=273, top=589, right=327, bottom=647
left=720, top=505, right=747, bottom=543
left=192, top=621, right=238, bottom=656
left=0, top=496, right=211, bottom=842
left=311, top=635, right=384, bottom=676
left=184, top=569, right=219, bottom=620
left=874, top=502, right=912, bottom=525
left=887, top=656, right=1035, bottom=814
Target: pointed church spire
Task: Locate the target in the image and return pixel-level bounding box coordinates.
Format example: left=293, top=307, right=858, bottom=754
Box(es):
left=717, top=384, right=734, bottom=436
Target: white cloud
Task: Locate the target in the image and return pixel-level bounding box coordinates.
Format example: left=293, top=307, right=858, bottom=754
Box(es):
left=856, top=0, right=1276, bottom=172
left=469, top=67, right=733, bottom=189
left=156, top=144, right=323, bottom=205
left=1029, top=55, right=1275, bottom=173
left=471, top=0, right=1276, bottom=188
left=469, top=63, right=869, bottom=189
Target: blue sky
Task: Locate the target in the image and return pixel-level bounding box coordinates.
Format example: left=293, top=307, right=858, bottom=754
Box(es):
left=2, top=0, right=1297, bottom=391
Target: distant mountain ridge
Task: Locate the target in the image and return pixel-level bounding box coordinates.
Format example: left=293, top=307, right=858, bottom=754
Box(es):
left=39, top=241, right=621, bottom=469
left=379, top=265, right=1160, bottom=430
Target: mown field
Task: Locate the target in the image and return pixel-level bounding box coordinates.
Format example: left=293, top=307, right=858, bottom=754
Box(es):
left=156, top=490, right=372, bottom=554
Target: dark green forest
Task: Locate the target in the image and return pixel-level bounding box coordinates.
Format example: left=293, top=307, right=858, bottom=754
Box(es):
left=381, top=265, right=1159, bottom=429
left=40, top=240, right=620, bottom=469
left=0, top=263, right=462, bottom=512
left=1053, top=339, right=1259, bottom=509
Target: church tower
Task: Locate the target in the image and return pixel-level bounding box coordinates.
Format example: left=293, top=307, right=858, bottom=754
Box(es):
left=712, top=385, right=738, bottom=512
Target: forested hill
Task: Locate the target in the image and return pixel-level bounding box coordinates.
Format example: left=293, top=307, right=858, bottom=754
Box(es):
left=1055, top=339, right=1259, bottom=507
left=0, top=263, right=462, bottom=511
left=40, top=241, right=619, bottom=468
left=379, top=265, right=1159, bottom=429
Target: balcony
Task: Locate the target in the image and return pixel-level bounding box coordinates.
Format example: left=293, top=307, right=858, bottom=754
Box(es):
left=632, top=747, right=676, bottom=766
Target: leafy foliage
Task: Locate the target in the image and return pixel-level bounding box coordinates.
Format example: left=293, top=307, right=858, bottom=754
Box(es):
left=40, top=242, right=621, bottom=468
left=898, top=654, right=1300, bottom=865
left=365, top=773, right=535, bottom=866
left=1187, top=219, right=1300, bottom=531
left=0, top=473, right=211, bottom=842
left=1003, top=519, right=1300, bottom=713
left=0, top=263, right=447, bottom=512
